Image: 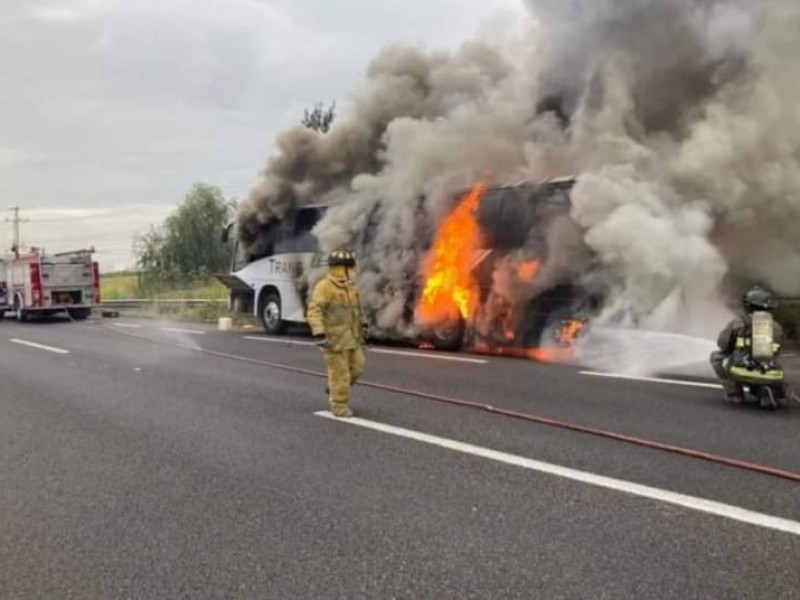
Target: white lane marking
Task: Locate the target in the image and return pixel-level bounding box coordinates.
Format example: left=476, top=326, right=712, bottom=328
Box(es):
left=9, top=338, right=70, bottom=355
left=161, top=327, right=206, bottom=335
left=113, top=323, right=142, bottom=329
left=243, top=336, right=315, bottom=347
left=244, top=336, right=488, bottom=362
left=580, top=371, right=722, bottom=390
left=315, top=412, right=800, bottom=537
left=369, top=348, right=488, bottom=364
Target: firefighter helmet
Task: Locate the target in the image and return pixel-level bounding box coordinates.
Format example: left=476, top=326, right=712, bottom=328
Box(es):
left=328, top=249, right=356, bottom=268
left=743, top=286, right=776, bottom=313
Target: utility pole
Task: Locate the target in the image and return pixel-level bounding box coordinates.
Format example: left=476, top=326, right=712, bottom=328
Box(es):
left=7, top=207, right=29, bottom=256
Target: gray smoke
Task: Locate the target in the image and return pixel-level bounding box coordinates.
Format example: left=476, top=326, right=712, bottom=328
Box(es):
left=239, top=0, right=800, bottom=340
left=237, top=42, right=517, bottom=251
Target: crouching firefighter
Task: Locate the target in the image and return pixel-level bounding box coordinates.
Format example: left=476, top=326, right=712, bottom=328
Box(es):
left=307, top=249, right=368, bottom=418
left=710, top=286, right=788, bottom=409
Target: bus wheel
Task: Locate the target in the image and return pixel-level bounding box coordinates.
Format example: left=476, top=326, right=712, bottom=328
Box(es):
left=431, top=318, right=465, bottom=352
left=260, top=292, right=287, bottom=335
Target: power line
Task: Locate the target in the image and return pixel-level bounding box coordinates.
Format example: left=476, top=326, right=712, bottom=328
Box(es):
left=27, top=216, right=118, bottom=224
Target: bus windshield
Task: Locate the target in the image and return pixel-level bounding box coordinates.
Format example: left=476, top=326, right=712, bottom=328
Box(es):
left=230, top=205, right=328, bottom=272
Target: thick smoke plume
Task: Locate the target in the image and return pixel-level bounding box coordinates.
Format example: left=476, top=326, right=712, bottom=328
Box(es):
left=238, top=0, right=800, bottom=340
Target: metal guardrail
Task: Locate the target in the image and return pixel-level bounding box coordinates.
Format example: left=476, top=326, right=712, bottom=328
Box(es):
left=102, top=298, right=227, bottom=309
left=102, top=296, right=800, bottom=310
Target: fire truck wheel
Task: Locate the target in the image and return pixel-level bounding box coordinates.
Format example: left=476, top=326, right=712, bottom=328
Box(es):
left=430, top=318, right=465, bottom=352
left=67, top=308, right=92, bottom=321
left=14, top=297, right=27, bottom=323
left=260, top=292, right=287, bottom=335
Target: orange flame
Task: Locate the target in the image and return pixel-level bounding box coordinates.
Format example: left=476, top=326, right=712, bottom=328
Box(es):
left=526, top=347, right=575, bottom=364
left=522, top=319, right=587, bottom=363
left=472, top=344, right=574, bottom=364
left=527, top=319, right=586, bottom=363
left=556, top=319, right=586, bottom=346
left=517, top=261, right=539, bottom=280
left=417, top=183, right=486, bottom=323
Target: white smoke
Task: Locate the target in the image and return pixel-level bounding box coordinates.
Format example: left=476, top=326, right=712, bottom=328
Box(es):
left=238, top=0, right=800, bottom=344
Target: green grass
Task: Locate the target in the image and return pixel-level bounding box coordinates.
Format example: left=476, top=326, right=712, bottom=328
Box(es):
left=101, top=272, right=227, bottom=300
left=153, top=279, right=228, bottom=300
left=100, top=272, right=140, bottom=300
left=134, top=300, right=232, bottom=323
left=101, top=271, right=244, bottom=324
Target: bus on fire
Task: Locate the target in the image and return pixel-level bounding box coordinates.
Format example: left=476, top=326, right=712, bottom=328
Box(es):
left=218, top=176, right=602, bottom=353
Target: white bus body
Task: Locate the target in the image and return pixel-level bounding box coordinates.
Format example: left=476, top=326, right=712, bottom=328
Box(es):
left=219, top=206, right=326, bottom=334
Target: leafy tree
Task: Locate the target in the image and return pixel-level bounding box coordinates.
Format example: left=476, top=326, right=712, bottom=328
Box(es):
left=135, top=183, right=234, bottom=290
left=302, top=102, right=336, bottom=133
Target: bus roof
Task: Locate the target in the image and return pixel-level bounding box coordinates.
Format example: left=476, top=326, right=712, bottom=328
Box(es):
left=228, top=176, right=578, bottom=230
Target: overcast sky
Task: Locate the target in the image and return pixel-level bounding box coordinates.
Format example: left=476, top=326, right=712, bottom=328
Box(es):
left=0, top=0, right=526, bottom=271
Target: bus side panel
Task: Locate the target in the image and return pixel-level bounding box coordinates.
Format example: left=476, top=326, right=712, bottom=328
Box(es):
left=256, top=280, right=306, bottom=323
left=235, top=252, right=319, bottom=324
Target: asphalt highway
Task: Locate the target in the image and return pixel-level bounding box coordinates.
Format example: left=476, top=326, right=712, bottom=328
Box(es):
left=1, top=316, right=798, bottom=599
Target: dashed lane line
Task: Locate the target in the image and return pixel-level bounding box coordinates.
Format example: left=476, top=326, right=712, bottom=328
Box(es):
left=369, top=348, right=488, bottom=364
left=580, top=371, right=722, bottom=389
left=9, top=338, right=70, bottom=355
left=161, top=327, right=207, bottom=335
left=243, top=336, right=315, bottom=346
left=316, top=411, right=800, bottom=537
left=243, top=336, right=488, bottom=364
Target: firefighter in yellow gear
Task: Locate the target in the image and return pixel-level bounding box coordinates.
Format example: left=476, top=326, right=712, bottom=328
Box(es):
left=307, top=249, right=367, bottom=418
left=710, top=286, right=787, bottom=408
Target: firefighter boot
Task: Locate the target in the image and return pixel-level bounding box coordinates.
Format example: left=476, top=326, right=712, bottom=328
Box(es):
left=330, top=402, right=354, bottom=418
left=758, top=387, right=778, bottom=411
left=722, top=381, right=744, bottom=404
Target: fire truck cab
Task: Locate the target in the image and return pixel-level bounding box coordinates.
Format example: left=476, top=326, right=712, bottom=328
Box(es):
left=6, top=248, right=101, bottom=321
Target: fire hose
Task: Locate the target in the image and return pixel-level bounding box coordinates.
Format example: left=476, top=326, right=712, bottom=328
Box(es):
left=104, top=325, right=800, bottom=485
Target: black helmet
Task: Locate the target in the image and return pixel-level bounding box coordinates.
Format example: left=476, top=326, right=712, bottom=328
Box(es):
left=742, top=286, right=776, bottom=313
left=328, top=249, right=356, bottom=268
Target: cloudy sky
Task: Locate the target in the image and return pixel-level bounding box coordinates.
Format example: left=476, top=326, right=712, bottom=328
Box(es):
left=0, top=0, right=526, bottom=271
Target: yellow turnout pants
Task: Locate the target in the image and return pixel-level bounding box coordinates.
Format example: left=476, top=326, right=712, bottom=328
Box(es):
left=323, top=347, right=366, bottom=409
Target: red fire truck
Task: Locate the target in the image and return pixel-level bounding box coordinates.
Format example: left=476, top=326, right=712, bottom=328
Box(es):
left=6, top=248, right=101, bottom=321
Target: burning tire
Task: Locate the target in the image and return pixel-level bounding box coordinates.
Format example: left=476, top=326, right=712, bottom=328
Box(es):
left=260, top=291, right=287, bottom=335
left=430, top=318, right=465, bottom=352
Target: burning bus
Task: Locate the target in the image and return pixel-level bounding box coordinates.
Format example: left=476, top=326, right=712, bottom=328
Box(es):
left=219, top=175, right=603, bottom=356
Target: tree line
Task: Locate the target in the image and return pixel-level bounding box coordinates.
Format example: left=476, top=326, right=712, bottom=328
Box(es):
left=134, top=102, right=336, bottom=288
left=134, top=183, right=234, bottom=290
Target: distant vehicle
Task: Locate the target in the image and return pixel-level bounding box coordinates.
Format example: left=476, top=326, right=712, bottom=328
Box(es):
left=5, top=248, right=101, bottom=321
left=219, top=177, right=602, bottom=351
